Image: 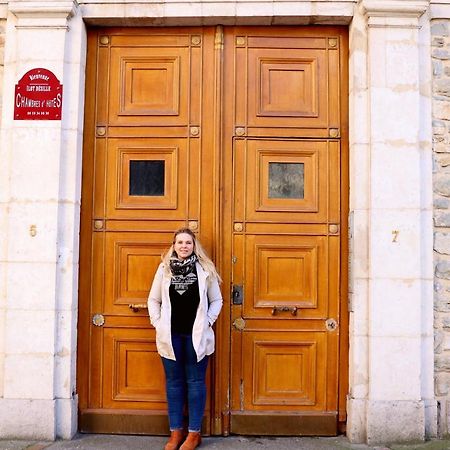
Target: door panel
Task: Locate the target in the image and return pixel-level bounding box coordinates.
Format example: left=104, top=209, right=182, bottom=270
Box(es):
left=79, top=25, right=347, bottom=437
left=243, top=234, right=333, bottom=319
left=242, top=331, right=327, bottom=409
left=79, top=27, right=216, bottom=434
left=225, top=27, right=344, bottom=436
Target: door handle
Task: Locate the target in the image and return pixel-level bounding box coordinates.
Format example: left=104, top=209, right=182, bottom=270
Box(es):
left=271, top=306, right=298, bottom=316
left=128, top=303, right=147, bottom=313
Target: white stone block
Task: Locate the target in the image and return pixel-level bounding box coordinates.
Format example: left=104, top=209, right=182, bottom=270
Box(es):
left=80, top=3, right=125, bottom=21
left=0, top=205, right=8, bottom=260
left=17, top=29, right=66, bottom=64
left=0, top=130, right=12, bottom=204
left=0, top=263, right=5, bottom=307
left=366, top=400, right=424, bottom=444
left=349, top=144, right=370, bottom=209
left=125, top=3, right=163, bottom=19
left=421, top=278, right=433, bottom=336
left=371, top=144, right=421, bottom=210
left=421, top=335, right=435, bottom=399
left=349, top=334, right=369, bottom=399
left=9, top=128, right=62, bottom=201
left=56, top=262, right=79, bottom=312
left=237, top=2, right=274, bottom=17
left=6, top=309, right=56, bottom=354
left=371, top=87, right=420, bottom=144
left=0, top=398, right=55, bottom=440
left=347, top=397, right=367, bottom=444
left=61, top=65, right=86, bottom=132
left=54, top=313, right=77, bottom=398
left=349, top=47, right=368, bottom=92
left=272, top=2, right=311, bottom=16
left=421, top=210, right=433, bottom=279
left=55, top=396, right=78, bottom=439
left=6, top=261, right=57, bottom=310
left=0, top=354, right=4, bottom=398
left=368, top=29, right=387, bottom=88
left=386, top=41, right=419, bottom=88
left=370, top=209, right=422, bottom=279
left=65, top=11, right=87, bottom=67
left=369, top=336, right=421, bottom=400
left=55, top=352, right=75, bottom=399
left=0, top=309, right=5, bottom=398
left=164, top=3, right=202, bottom=18
left=349, top=90, right=369, bottom=145
left=4, top=354, right=54, bottom=399
left=370, top=279, right=421, bottom=337
left=420, top=145, right=433, bottom=207
left=57, top=201, right=80, bottom=254
left=58, top=133, right=83, bottom=203
left=350, top=278, right=369, bottom=336
left=7, top=201, right=59, bottom=263
left=202, top=2, right=236, bottom=17
left=351, top=209, right=369, bottom=279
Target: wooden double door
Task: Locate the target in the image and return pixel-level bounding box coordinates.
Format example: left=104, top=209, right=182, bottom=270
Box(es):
left=78, top=25, right=348, bottom=436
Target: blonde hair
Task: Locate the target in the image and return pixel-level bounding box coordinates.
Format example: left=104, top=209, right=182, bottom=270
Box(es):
left=162, top=228, right=222, bottom=283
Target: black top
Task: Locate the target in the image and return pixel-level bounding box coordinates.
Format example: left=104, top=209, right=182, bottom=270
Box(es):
left=169, top=268, right=200, bottom=334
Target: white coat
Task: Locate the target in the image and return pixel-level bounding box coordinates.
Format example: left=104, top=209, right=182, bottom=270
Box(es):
left=147, top=262, right=223, bottom=362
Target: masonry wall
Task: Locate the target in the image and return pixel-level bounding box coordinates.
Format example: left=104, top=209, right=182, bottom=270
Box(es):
left=432, top=18, right=450, bottom=436
left=0, top=19, right=5, bottom=127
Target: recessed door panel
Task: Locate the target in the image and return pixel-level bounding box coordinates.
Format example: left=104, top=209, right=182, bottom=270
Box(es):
left=241, top=331, right=327, bottom=410
left=243, top=234, right=333, bottom=319
left=109, top=45, right=191, bottom=126
left=103, top=328, right=166, bottom=409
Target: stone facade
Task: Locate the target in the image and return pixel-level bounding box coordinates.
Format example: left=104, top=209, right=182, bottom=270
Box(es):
left=0, top=0, right=445, bottom=444
left=433, top=18, right=450, bottom=436
left=0, top=18, right=5, bottom=127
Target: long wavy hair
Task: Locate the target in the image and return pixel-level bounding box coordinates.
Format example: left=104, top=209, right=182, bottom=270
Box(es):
left=162, top=228, right=222, bottom=282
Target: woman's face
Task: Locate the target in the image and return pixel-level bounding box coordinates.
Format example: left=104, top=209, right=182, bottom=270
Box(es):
left=173, top=233, right=195, bottom=260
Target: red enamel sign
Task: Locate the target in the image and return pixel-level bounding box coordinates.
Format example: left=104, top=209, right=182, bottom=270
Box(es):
left=14, top=68, right=63, bottom=120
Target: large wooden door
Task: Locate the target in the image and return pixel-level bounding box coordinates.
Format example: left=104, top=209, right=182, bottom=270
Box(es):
left=78, top=25, right=348, bottom=436
left=78, top=27, right=219, bottom=434
left=221, top=27, right=347, bottom=435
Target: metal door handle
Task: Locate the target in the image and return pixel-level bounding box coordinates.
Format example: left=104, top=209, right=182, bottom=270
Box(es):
left=128, top=303, right=147, bottom=313
left=271, top=306, right=298, bottom=316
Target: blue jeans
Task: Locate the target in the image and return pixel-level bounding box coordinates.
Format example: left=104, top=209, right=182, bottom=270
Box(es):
left=161, top=333, right=209, bottom=432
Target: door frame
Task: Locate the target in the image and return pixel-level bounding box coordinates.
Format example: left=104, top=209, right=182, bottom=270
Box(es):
left=77, top=25, right=349, bottom=436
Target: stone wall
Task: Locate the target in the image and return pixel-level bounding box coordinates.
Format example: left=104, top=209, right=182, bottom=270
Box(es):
left=0, top=19, right=5, bottom=127
left=433, top=18, right=450, bottom=436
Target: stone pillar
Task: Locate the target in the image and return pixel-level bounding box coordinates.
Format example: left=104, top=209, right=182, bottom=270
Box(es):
left=347, top=0, right=435, bottom=444
left=432, top=11, right=450, bottom=436
left=0, top=0, right=86, bottom=439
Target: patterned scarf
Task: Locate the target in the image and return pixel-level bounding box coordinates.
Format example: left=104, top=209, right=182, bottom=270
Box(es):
left=169, top=253, right=198, bottom=295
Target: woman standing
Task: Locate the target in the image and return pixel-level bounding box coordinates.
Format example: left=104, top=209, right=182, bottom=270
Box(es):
left=148, top=228, right=223, bottom=450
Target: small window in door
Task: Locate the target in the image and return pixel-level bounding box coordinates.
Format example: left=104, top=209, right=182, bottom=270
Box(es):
left=129, top=160, right=165, bottom=196
left=268, top=162, right=304, bottom=199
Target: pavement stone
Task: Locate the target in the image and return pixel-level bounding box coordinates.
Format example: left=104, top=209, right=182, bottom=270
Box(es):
left=1, top=435, right=450, bottom=450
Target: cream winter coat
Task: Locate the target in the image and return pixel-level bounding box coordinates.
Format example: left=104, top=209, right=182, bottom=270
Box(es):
left=147, top=262, right=223, bottom=361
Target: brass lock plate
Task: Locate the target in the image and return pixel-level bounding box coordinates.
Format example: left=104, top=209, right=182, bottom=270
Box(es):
left=233, top=317, right=246, bottom=331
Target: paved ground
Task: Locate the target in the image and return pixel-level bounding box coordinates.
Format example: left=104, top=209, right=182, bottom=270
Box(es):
left=1, top=435, right=450, bottom=450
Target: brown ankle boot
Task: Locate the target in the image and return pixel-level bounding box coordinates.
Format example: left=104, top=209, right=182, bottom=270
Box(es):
left=164, top=429, right=185, bottom=450
left=179, top=432, right=201, bottom=450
